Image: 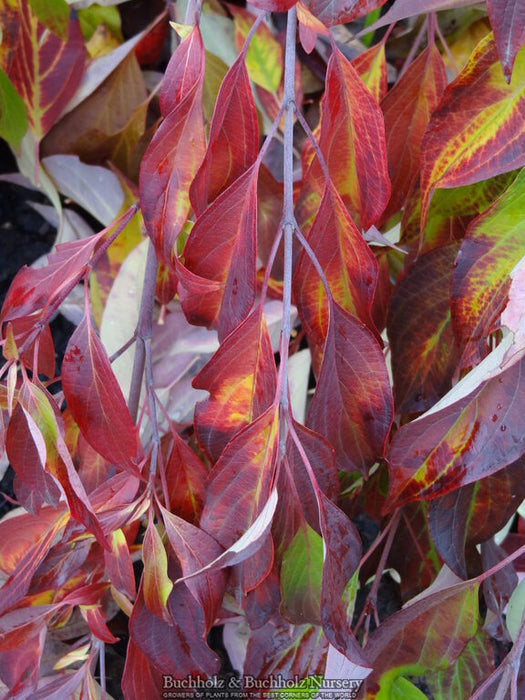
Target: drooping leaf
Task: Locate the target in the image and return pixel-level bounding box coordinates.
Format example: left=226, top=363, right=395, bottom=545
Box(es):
left=142, top=512, right=173, bottom=623
left=129, top=578, right=220, bottom=677
left=0, top=68, right=28, bottom=149
left=381, top=44, right=447, bottom=221
left=178, top=163, right=259, bottom=340
left=306, top=301, right=393, bottom=474
left=231, top=7, right=283, bottom=93
left=161, top=505, right=227, bottom=630
left=0, top=230, right=107, bottom=327
left=293, top=183, right=379, bottom=347
left=162, top=432, right=208, bottom=524
left=121, top=639, right=164, bottom=699
left=309, top=45, right=390, bottom=230
left=193, top=307, right=277, bottom=462
left=425, top=630, right=495, bottom=699
left=420, top=35, right=525, bottom=223
left=139, top=25, right=205, bottom=264
left=388, top=243, right=460, bottom=415
left=297, top=2, right=331, bottom=55
left=451, top=168, right=525, bottom=369
left=428, top=455, right=525, bottom=578
left=273, top=421, right=339, bottom=558
left=487, top=0, right=525, bottom=82
left=302, top=0, right=388, bottom=27
left=62, top=312, right=143, bottom=475
left=0, top=509, right=68, bottom=616
left=199, top=406, right=279, bottom=548
left=104, top=528, right=136, bottom=600
left=176, top=489, right=278, bottom=591
left=318, top=492, right=367, bottom=664
left=281, top=524, right=324, bottom=625
left=7, top=3, right=85, bottom=144
left=243, top=616, right=328, bottom=678
left=190, top=50, right=258, bottom=216
left=351, top=42, right=388, bottom=103
left=386, top=355, right=525, bottom=509
left=363, top=578, right=479, bottom=694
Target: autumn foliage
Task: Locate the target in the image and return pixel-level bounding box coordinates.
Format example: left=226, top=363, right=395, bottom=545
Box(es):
left=1, top=0, right=525, bottom=697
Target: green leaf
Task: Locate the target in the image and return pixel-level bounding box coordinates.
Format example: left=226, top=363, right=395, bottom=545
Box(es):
left=281, top=524, right=324, bottom=625
left=77, top=3, right=122, bottom=42
left=28, top=0, right=69, bottom=39
left=389, top=676, right=428, bottom=700
left=0, top=68, right=28, bottom=149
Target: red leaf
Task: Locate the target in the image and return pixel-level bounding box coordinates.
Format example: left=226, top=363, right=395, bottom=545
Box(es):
left=0, top=232, right=106, bottom=327
left=244, top=615, right=328, bottom=678
left=428, top=455, right=525, bottom=578
left=293, top=183, right=379, bottom=348
left=161, top=506, right=227, bottom=631
left=488, top=0, right=525, bottom=82
left=318, top=492, right=367, bottom=665
left=381, top=44, right=447, bottom=221
left=190, top=51, right=259, bottom=216
left=386, top=356, right=525, bottom=509
left=129, top=577, right=220, bottom=676
left=2, top=318, right=55, bottom=378
left=163, top=432, right=208, bottom=524
left=122, top=639, right=164, bottom=698
left=0, top=510, right=68, bottom=616
left=200, top=406, right=279, bottom=548
left=62, top=313, right=143, bottom=474
left=8, top=4, right=85, bottom=143
left=306, top=301, right=393, bottom=474
left=179, top=164, right=259, bottom=340
left=309, top=46, right=390, bottom=230
left=302, top=0, right=388, bottom=27
left=83, top=606, right=119, bottom=644
left=139, top=26, right=205, bottom=264
left=193, top=307, right=277, bottom=462
left=387, top=243, right=460, bottom=415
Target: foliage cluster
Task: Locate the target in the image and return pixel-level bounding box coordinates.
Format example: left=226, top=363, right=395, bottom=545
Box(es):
left=1, top=0, right=525, bottom=697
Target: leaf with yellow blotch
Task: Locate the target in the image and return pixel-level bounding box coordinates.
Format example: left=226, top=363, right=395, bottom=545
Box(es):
left=313, top=45, right=390, bottom=230
left=231, top=6, right=283, bottom=94
left=451, top=167, right=525, bottom=369
left=420, top=34, right=525, bottom=224
left=382, top=45, right=447, bottom=222
left=142, top=511, right=173, bottom=623
left=293, top=183, right=379, bottom=349
left=351, top=42, right=388, bottom=103
left=190, top=49, right=259, bottom=216
left=200, top=406, right=279, bottom=548
left=388, top=243, right=460, bottom=415
left=193, top=307, right=277, bottom=463
left=386, top=354, right=525, bottom=509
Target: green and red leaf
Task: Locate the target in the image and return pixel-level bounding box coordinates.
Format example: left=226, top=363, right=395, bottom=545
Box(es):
left=420, top=34, right=525, bottom=223
left=193, top=307, right=277, bottom=462
left=386, top=355, right=525, bottom=508
left=451, top=167, right=525, bottom=369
